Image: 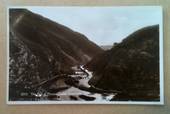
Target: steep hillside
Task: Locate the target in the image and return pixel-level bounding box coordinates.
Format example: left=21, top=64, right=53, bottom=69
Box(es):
left=86, top=25, right=160, bottom=101
left=9, top=9, right=103, bottom=99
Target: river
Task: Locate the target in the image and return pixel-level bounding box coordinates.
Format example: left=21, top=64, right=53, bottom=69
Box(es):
left=31, top=65, right=116, bottom=101
left=18, top=65, right=116, bottom=101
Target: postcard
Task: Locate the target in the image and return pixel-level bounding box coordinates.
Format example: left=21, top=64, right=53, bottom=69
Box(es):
left=7, top=6, right=163, bottom=104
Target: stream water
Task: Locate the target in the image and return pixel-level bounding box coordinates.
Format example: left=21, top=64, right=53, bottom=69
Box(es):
left=31, top=65, right=116, bottom=101
left=17, top=65, right=116, bottom=101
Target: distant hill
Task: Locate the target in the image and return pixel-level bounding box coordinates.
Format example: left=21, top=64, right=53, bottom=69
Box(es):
left=9, top=9, right=103, bottom=89
left=86, top=25, right=160, bottom=101
left=100, top=45, right=112, bottom=50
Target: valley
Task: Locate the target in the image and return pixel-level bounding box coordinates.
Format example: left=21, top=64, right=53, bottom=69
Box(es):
left=9, top=9, right=160, bottom=102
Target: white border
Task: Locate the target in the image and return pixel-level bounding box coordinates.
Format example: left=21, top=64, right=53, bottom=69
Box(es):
left=6, top=6, right=164, bottom=105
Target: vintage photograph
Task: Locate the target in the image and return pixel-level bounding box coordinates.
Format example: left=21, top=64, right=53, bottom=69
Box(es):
left=7, top=6, right=163, bottom=104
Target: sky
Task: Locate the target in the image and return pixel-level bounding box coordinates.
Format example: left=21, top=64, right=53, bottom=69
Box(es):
left=27, top=6, right=162, bottom=46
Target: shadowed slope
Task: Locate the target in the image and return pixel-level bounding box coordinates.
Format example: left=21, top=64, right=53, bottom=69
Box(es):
left=86, top=25, right=159, bottom=101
